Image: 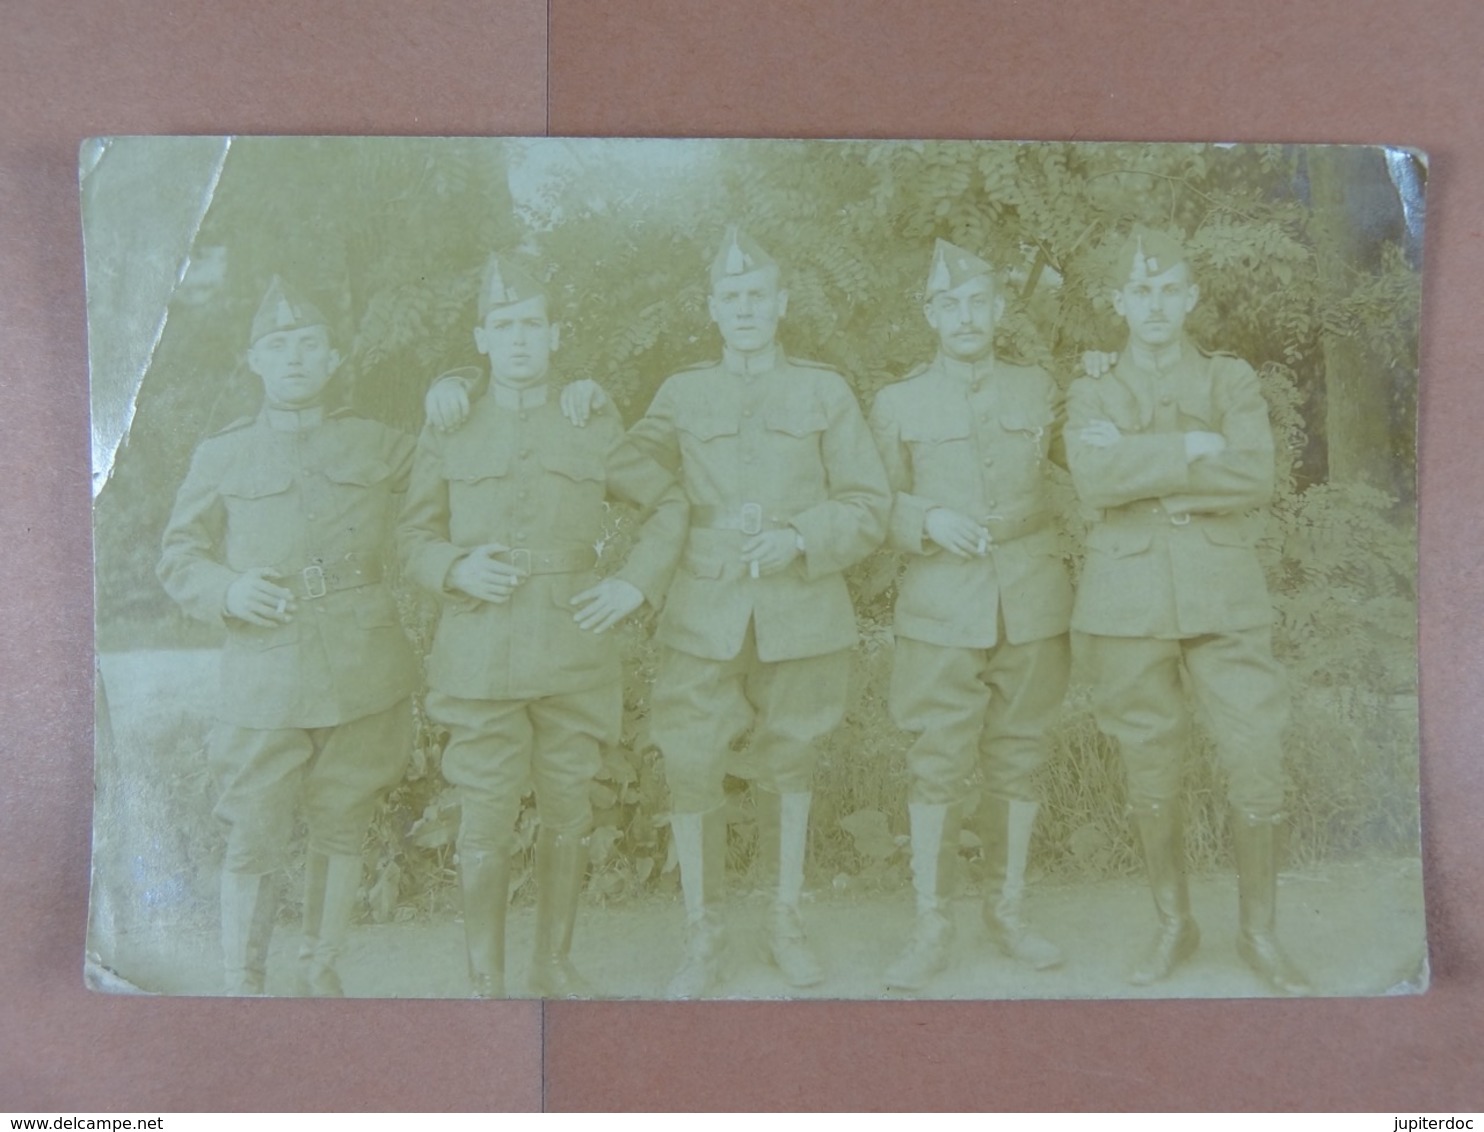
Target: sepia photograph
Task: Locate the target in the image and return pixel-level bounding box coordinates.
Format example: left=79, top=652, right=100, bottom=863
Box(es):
left=84, top=136, right=1425, bottom=1001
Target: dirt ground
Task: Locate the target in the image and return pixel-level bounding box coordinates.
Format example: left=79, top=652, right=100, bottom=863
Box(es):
left=90, top=856, right=1425, bottom=1001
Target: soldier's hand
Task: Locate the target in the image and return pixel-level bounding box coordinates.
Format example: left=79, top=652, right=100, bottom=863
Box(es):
left=1184, top=430, right=1227, bottom=461
left=1081, top=351, right=1118, bottom=378
left=559, top=379, right=609, bottom=427
left=741, top=529, right=801, bottom=576
left=225, top=568, right=297, bottom=627
left=426, top=377, right=472, bottom=432
left=447, top=544, right=524, bottom=603
left=1078, top=419, right=1123, bottom=448
left=570, top=578, right=645, bottom=633
left=925, top=507, right=990, bottom=558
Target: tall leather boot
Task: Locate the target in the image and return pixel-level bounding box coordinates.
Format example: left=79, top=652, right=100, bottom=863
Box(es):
left=245, top=872, right=277, bottom=993
left=460, top=848, right=511, bottom=998
left=666, top=808, right=728, bottom=998
left=765, top=791, right=824, bottom=987
left=884, top=802, right=955, bottom=990
left=1128, top=800, right=1200, bottom=985
left=303, top=853, right=361, bottom=997
left=294, top=851, right=328, bottom=996
left=529, top=826, right=595, bottom=998
left=221, top=869, right=274, bottom=995
left=980, top=796, right=1063, bottom=969
left=1231, top=810, right=1313, bottom=995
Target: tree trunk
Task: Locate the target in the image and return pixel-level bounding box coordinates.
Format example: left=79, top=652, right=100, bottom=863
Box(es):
left=1309, top=147, right=1396, bottom=491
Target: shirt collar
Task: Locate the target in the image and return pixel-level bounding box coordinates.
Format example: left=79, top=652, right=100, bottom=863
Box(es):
left=722, top=344, right=778, bottom=377
left=490, top=380, right=550, bottom=410
left=935, top=350, right=994, bottom=390
left=1120, top=335, right=1192, bottom=377
left=262, top=404, right=325, bottom=432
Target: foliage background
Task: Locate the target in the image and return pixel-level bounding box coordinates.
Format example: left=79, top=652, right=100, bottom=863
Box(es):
left=92, top=139, right=1421, bottom=927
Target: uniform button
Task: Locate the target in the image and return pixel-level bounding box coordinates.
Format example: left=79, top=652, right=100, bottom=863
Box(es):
left=306, top=513, right=317, bottom=520
left=520, top=449, right=531, bottom=459
left=743, top=408, right=754, bottom=418
left=1159, top=394, right=1174, bottom=406
left=514, top=532, right=526, bottom=541
left=982, top=457, right=994, bottom=466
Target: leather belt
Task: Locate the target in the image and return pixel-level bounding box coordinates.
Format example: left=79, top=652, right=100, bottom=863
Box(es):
left=692, top=503, right=796, bottom=533
left=280, top=554, right=382, bottom=600
left=490, top=547, right=597, bottom=575
left=981, top=510, right=1051, bottom=543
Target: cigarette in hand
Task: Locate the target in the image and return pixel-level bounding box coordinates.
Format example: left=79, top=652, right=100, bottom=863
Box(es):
left=750, top=560, right=760, bottom=580
left=276, top=597, right=287, bottom=615
left=977, top=535, right=988, bottom=555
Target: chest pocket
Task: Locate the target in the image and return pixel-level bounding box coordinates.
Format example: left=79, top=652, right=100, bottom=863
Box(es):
left=1177, top=383, right=1216, bottom=430
left=323, top=458, right=391, bottom=489
left=678, top=413, right=740, bottom=442
left=900, top=418, right=971, bottom=447
left=540, top=446, right=605, bottom=484
left=442, top=445, right=512, bottom=483
left=763, top=404, right=828, bottom=439
left=997, top=405, right=1054, bottom=452
left=221, top=464, right=293, bottom=500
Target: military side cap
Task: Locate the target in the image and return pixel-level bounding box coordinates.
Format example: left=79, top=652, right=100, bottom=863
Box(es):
left=478, top=253, right=547, bottom=316
left=709, top=225, right=778, bottom=285
left=924, top=238, right=995, bottom=297
left=1111, top=226, right=1189, bottom=285
left=250, top=276, right=329, bottom=345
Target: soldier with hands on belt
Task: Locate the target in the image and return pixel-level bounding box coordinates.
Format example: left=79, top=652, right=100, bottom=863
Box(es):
left=1066, top=228, right=1310, bottom=994
left=399, top=254, right=688, bottom=997
left=869, top=240, right=1074, bottom=991
left=159, top=278, right=420, bottom=996
left=621, top=227, right=890, bottom=996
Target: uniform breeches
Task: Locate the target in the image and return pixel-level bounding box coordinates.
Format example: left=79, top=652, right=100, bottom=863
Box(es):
left=209, top=698, right=413, bottom=874
left=651, top=626, right=851, bottom=812
left=890, top=633, right=1070, bottom=805
left=1074, top=628, right=1289, bottom=815
left=428, top=684, right=618, bottom=852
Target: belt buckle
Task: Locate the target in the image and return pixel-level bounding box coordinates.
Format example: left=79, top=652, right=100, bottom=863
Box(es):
left=1169, top=511, right=1191, bottom=526
left=301, top=562, right=328, bottom=599
left=509, top=548, right=532, bottom=577
left=740, top=502, right=763, bottom=536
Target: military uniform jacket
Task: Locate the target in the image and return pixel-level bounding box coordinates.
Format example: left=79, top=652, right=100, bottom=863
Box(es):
left=158, top=406, right=420, bottom=730
left=627, top=347, right=890, bottom=663
left=1065, top=340, right=1276, bottom=638
left=870, top=353, right=1073, bottom=649
left=398, top=382, right=688, bottom=702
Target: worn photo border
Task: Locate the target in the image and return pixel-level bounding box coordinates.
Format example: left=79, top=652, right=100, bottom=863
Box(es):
left=5, top=0, right=1483, bottom=1112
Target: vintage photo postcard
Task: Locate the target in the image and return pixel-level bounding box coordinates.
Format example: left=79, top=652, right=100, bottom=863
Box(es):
left=84, top=136, right=1426, bottom=1000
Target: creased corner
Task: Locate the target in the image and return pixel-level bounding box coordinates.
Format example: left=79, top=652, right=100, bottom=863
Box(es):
left=1384, top=146, right=1428, bottom=254
left=83, top=136, right=233, bottom=499
left=84, top=952, right=153, bottom=996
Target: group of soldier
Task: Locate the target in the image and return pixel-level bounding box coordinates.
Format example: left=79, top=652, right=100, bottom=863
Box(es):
left=158, top=220, right=1311, bottom=1000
